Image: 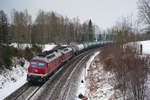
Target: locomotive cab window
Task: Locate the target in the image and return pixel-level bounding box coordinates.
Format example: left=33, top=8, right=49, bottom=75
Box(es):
left=38, top=63, right=45, bottom=68
left=30, top=62, right=36, bottom=67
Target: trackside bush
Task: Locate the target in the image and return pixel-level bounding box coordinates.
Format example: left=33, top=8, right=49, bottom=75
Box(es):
left=31, top=44, right=42, bottom=53
left=100, top=44, right=149, bottom=100
left=24, top=47, right=33, bottom=60
left=78, top=93, right=84, bottom=99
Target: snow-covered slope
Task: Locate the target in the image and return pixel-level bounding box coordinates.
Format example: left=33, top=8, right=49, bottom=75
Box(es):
left=0, top=60, right=29, bottom=99
left=76, top=40, right=150, bottom=100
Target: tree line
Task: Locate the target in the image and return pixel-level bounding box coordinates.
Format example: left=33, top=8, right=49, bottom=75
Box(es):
left=0, top=9, right=96, bottom=46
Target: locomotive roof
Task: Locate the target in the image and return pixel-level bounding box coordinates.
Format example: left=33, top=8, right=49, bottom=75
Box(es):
left=61, top=47, right=72, bottom=54
left=32, top=51, right=62, bottom=63
left=38, top=49, right=58, bottom=57
left=31, top=47, right=72, bottom=63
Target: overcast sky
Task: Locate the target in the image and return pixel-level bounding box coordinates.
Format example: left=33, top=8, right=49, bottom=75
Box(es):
left=0, top=0, right=138, bottom=29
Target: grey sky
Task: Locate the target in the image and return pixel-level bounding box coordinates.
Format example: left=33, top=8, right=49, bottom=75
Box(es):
left=0, top=0, right=138, bottom=29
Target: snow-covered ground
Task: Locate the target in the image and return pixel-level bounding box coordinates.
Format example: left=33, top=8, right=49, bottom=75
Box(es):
left=139, top=40, right=150, bottom=54
left=76, top=51, right=121, bottom=100
left=10, top=43, right=57, bottom=52
left=0, top=44, right=57, bottom=99
left=42, top=43, right=57, bottom=52
left=0, top=60, right=29, bottom=99
left=76, top=52, right=101, bottom=100
left=10, top=43, right=32, bottom=49
left=139, top=40, right=150, bottom=99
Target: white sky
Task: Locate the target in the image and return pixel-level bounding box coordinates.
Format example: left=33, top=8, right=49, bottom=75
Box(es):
left=0, top=0, right=138, bottom=29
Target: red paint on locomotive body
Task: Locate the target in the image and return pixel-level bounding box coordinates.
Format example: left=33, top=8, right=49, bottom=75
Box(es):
left=28, top=61, right=46, bottom=75
left=27, top=47, right=73, bottom=83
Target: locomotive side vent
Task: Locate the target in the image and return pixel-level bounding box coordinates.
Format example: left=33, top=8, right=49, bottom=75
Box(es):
left=47, top=54, right=55, bottom=59
left=38, top=50, right=57, bottom=57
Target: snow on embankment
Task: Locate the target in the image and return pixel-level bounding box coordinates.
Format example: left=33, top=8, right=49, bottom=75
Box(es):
left=0, top=60, right=29, bottom=99
left=85, top=52, right=100, bottom=77
left=76, top=51, right=122, bottom=100
left=76, top=40, right=150, bottom=100
left=76, top=52, right=100, bottom=100
left=42, top=44, right=57, bottom=52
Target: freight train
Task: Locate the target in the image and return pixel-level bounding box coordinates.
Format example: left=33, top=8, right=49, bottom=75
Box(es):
left=27, top=42, right=110, bottom=84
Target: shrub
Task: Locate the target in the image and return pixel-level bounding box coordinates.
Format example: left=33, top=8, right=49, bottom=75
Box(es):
left=100, top=44, right=149, bottom=100
left=78, top=93, right=84, bottom=99
left=24, top=47, right=33, bottom=60
left=31, top=44, right=42, bottom=53
left=0, top=61, right=2, bottom=68
left=9, top=47, right=18, bottom=56
left=3, top=55, right=12, bottom=69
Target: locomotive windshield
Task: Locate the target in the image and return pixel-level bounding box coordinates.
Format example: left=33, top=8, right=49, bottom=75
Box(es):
left=30, top=62, right=36, bottom=67
left=38, top=63, right=45, bottom=68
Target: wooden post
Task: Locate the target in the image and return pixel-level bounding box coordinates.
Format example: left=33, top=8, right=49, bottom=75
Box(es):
left=140, top=44, right=143, bottom=55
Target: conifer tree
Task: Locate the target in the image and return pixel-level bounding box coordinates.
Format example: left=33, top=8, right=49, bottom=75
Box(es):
left=88, top=19, right=94, bottom=41
left=0, top=10, right=8, bottom=45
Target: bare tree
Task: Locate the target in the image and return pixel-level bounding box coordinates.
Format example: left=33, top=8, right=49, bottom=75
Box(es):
left=138, top=0, right=150, bottom=25
left=8, top=9, right=96, bottom=44
left=138, top=0, right=150, bottom=38
left=11, top=9, right=32, bottom=48
left=100, top=16, right=149, bottom=100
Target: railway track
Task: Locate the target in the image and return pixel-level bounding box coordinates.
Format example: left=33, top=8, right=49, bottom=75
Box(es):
left=4, top=48, right=100, bottom=100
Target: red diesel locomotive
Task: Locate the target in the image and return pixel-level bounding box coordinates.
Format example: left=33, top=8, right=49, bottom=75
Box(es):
left=27, top=47, right=73, bottom=83
left=27, top=41, right=111, bottom=84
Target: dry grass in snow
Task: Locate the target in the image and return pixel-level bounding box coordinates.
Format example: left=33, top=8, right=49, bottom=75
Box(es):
left=85, top=56, right=121, bottom=100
